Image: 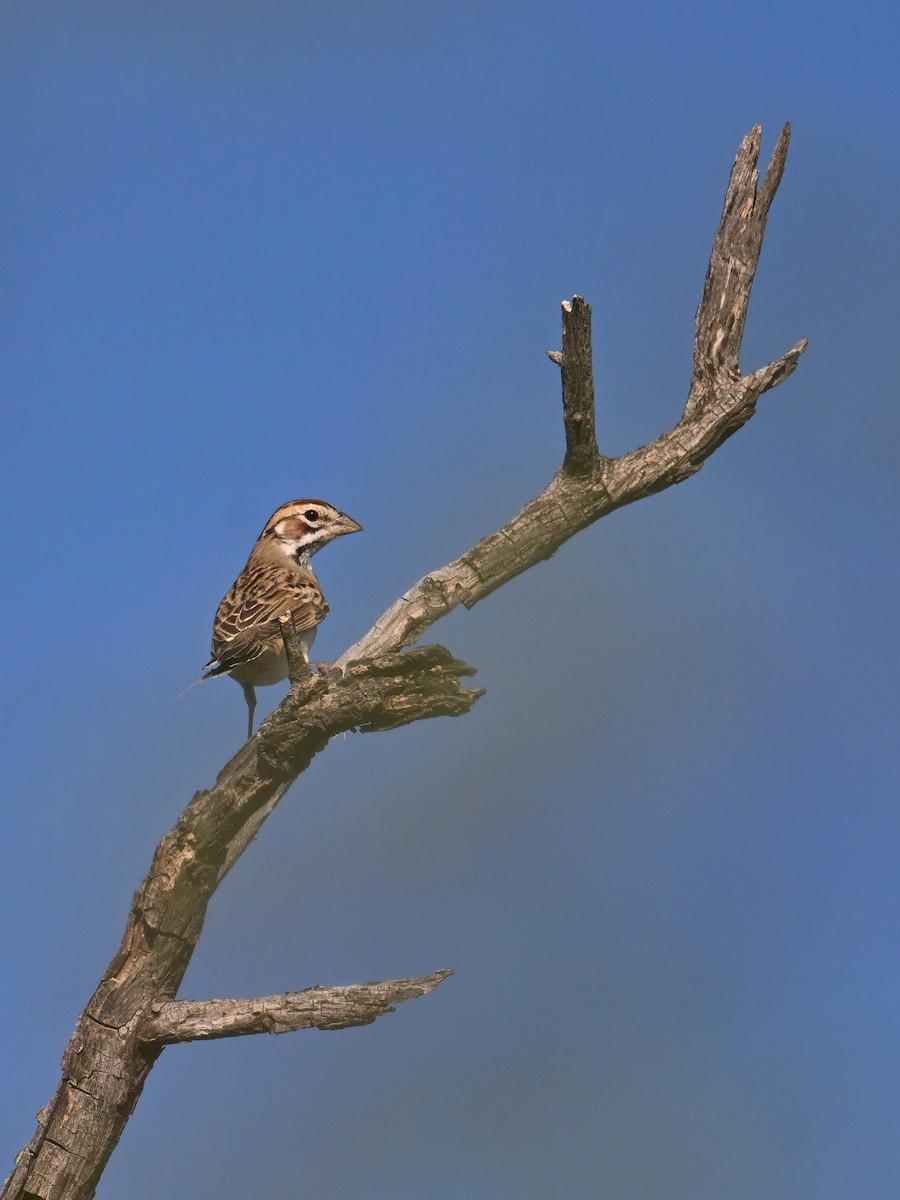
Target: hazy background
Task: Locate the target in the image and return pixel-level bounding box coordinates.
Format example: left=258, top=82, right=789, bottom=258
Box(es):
left=1, top=3, right=897, bottom=1197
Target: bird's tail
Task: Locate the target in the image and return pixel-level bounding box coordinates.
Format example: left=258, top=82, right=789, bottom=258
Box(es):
left=175, top=660, right=223, bottom=700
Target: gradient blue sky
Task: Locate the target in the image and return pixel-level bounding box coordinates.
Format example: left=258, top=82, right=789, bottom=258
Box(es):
left=1, top=3, right=897, bottom=1197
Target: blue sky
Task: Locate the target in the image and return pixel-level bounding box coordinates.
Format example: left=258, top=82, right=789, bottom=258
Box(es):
left=1, top=3, right=897, bottom=1197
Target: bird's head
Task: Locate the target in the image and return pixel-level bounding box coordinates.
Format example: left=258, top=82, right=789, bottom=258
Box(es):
left=258, top=499, right=363, bottom=565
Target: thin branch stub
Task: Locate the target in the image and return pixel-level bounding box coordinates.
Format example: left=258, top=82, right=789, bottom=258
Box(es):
left=141, top=970, right=454, bottom=1044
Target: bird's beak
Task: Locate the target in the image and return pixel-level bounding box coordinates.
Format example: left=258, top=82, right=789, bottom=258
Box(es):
left=335, top=511, right=363, bottom=535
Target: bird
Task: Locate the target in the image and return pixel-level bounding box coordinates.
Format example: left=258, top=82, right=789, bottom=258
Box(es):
left=199, top=499, right=362, bottom=737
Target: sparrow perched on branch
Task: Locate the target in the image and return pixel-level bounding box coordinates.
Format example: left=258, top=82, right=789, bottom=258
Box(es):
left=200, top=499, right=362, bottom=737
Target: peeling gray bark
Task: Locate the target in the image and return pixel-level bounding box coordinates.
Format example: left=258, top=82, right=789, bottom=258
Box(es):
left=3, top=125, right=805, bottom=1200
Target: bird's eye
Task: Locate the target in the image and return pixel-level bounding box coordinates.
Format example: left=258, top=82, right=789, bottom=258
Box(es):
left=304, top=509, right=320, bottom=522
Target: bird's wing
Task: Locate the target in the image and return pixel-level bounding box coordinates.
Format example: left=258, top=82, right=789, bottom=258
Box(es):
left=206, top=562, right=328, bottom=673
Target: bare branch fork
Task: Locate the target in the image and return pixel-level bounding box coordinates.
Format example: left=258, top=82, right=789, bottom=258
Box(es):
left=336, top=124, right=805, bottom=667
left=3, top=125, right=806, bottom=1200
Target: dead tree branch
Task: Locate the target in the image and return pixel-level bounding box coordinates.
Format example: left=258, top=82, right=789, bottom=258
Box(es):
left=335, top=125, right=805, bottom=668
left=3, top=125, right=805, bottom=1200
left=2, top=647, right=478, bottom=1200
left=140, top=971, right=453, bottom=1043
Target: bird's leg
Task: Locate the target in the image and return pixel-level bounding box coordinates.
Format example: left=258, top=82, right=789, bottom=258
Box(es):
left=242, top=683, right=257, bottom=738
